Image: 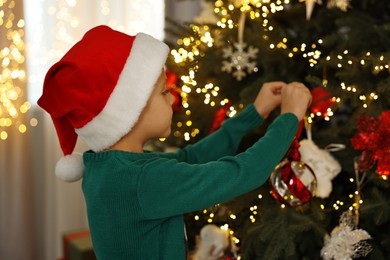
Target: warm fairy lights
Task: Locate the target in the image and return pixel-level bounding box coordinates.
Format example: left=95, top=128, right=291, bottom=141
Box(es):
left=0, top=0, right=36, bottom=140
left=167, top=2, right=390, bottom=253
left=170, top=0, right=388, bottom=140
left=191, top=184, right=366, bottom=249
left=214, top=0, right=290, bottom=29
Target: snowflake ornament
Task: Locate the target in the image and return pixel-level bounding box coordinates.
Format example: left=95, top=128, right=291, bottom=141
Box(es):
left=221, top=42, right=259, bottom=81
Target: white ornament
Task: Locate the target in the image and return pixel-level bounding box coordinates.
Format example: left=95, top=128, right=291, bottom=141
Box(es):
left=221, top=42, right=259, bottom=81
left=300, top=0, right=322, bottom=20
left=192, top=224, right=230, bottom=260
left=299, top=139, right=342, bottom=198
left=327, top=0, right=350, bottom=12
left=321, top=211, right=372, bottom=260
left=194, top=1, right=219, bottom=25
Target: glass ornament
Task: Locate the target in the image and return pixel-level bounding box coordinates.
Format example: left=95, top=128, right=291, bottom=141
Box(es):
left=270, top=159, right=317, bottom=207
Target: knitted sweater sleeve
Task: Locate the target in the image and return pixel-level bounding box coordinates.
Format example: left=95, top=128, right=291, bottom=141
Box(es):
left=138, top=113, right=299, bottom=219
left=159, top=104, right=264, bottom=163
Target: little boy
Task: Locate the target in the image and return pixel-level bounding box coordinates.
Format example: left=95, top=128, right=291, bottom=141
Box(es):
left=38, top=25, right=311, bottom=259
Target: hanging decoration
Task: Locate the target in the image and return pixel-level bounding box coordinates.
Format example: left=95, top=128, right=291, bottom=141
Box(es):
left=269, top=121, right=317, bottom=207
left=221, top=12, right=259, bottom=81
left=327, top=0, right=350, bottom=12
left=165, top=70, right=182, bottom=112
left=321, top=210, right=372, bottom=260
left=299, top=0, right=322, bottom=20
left=308, top=86, right=335, bottom=117
left=298, top=120, right=343, bottom=198
left=321, top=155, right=373, bottom=259
left=209, top=101, right=231, bottom=134
left=194, top=1, right=219, bottom=25
left=192, top=224, right=238, bottom=260
left=351, top=110, right=390, bottom=179
left=300, top=0, right=350, bottom=20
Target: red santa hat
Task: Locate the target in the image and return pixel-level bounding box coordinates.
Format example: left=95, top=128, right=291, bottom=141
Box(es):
left=38, top=25, right=169, bottom=182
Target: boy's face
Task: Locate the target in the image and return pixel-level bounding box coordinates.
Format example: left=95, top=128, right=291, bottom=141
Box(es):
left=136, top=69, right=175, bottom=140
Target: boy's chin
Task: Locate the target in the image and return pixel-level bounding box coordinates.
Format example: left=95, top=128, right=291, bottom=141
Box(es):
left=159, top=128, right=171, bottom=139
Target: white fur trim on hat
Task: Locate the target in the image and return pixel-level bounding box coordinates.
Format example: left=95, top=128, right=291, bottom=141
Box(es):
left=75, top=33, right=169, bottom=152
left=55, top=153, right=84, bottom=182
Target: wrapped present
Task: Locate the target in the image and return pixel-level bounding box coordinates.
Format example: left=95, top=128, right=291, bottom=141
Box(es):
left=63, top=229, right=96, bottom=260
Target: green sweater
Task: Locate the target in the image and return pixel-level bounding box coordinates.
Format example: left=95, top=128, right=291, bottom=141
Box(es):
left=82, top=104, right=298, bottom=259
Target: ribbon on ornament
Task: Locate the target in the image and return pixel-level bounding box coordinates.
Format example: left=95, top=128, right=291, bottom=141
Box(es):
left=286, top=120, right=304, bottom=161
left=283, top=121, right=313, bottom=203
left=270, top=121, right=316, bottom=205
left=280, top=161, right=313, bottom=203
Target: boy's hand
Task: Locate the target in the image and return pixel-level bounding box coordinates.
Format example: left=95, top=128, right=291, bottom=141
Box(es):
left=254, top=81, right=287, bottom=119
left=281, top=82, right=312, bottom=121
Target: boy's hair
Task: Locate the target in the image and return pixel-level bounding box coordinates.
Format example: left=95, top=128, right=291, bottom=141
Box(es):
left=38, top=25, right=169, bottom=182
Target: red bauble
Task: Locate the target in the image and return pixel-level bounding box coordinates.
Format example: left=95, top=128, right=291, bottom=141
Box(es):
left=269, top=121, right=317, bottom=206
left=170, top=87, right=183, bottom=112
left=270, top=159, right=317, bottom=207
left=165, top=70, right=182, bottom=112
left=209, top=102, right=231, bottom=134
left=309, top=86, right=334, bottom=116
left=165, top=69, right=178, bottom=87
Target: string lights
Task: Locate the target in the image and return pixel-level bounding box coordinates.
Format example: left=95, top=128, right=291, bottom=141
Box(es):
left=170, top=0, right=390, bottom=142
left=169, top=2, right=390, bottom=247
left=0, top=0, right=36, bottom=141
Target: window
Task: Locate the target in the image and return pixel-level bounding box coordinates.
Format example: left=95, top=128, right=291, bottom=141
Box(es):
left=24, top=0, right=164, bottom=103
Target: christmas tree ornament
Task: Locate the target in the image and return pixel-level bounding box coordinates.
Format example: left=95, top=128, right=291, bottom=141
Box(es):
left=221, top=42, right=259, bottom=81
left=165, top=70, right=183, bottom=112
left=299, top=0, right=322, bottom=20
left=209, top=101, right=232, bottom=134
left=321, top=211, right=372, bottom=260
left=351, top=110, right=390, bottom=179
left=321, top=151, right=373, bottom=259
left=270, top=159, right=317, bottom=206
left=270, top=122, right=317, bottom=206
left=192, top=224, right=237, bottom=260
left=194, top=1, right=219, bottom=25
left=309, top=86, right=334, bottom=117
left=299, top=119, right=343, bottom=198
left=299, top=139, right=342, bottom=198
left=221, top=12, right=259, bottom=81
left=327, top=0, right=350, bottom=12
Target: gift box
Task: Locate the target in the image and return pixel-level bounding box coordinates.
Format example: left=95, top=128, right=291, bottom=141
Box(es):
left=63, top=229, right=96, bottom=260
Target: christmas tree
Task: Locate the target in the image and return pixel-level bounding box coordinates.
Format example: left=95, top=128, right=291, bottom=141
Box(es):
left=163, top=0, right=390, bottom=259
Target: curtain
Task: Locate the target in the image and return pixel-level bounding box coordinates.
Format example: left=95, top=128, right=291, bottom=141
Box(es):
left=0, top=1, right=34, bottom=259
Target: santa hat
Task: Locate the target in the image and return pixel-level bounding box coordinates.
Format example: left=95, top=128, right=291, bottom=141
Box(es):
left=38, top=25, right=169, bottom=182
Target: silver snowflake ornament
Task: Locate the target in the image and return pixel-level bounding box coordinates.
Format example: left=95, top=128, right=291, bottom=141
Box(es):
left=221, top=42, right=259, bottom=81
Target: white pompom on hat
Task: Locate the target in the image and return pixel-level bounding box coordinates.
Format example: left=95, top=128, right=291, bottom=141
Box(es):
left=38, top=25, right=169, bottom=182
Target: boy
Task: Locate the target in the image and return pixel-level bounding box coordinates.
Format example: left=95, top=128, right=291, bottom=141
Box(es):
left=38, top=25, right=311, bottom=259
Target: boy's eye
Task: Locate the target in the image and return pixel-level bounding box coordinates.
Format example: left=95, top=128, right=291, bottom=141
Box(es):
left=161, top=88, right=170, bottom=95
